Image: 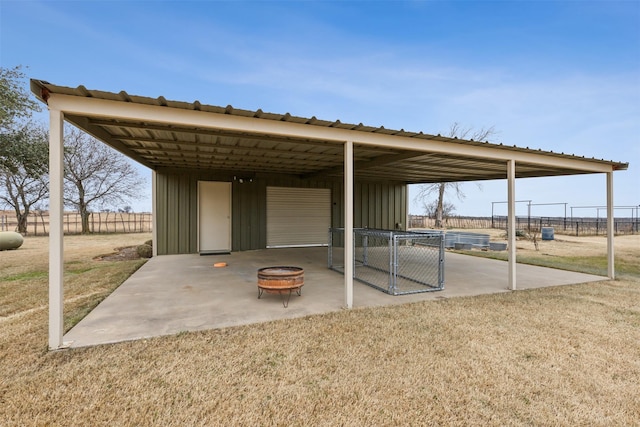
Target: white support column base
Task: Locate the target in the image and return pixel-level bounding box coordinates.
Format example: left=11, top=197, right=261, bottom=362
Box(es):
left=507, top=159, right=517, bottom=291
left=151, top=170, right=158, bottom=257
left=606, top=172, right=615, bottom=279
left=49, top=109, right=65, bottom=350
left=344, top=140, right=354, bottom=309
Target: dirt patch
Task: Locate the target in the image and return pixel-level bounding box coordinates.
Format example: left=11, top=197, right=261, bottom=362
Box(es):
left=94, top=245, right=143, bottom=261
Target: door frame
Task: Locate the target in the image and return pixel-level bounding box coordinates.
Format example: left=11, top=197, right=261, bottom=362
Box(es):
left=197, top=181, right=232, bottom=254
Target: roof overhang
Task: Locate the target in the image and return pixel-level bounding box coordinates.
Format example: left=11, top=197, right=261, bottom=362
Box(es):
left=30, top=79, right=628, bottom=183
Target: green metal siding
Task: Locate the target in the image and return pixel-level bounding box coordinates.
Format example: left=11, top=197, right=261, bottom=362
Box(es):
left=233, top=179, right=265, bottom=251
left=155, top=171, right=406, bottom=255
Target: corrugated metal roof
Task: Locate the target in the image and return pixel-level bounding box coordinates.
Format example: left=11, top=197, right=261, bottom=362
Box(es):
left=30, top=79, right=628, bottom=183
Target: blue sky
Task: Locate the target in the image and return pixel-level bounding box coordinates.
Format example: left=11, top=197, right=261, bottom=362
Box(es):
left=2, top=0, right=639, bottom=217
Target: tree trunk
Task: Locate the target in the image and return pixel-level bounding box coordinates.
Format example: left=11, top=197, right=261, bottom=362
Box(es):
left=77, top=190, right=91, bottom=234
left=80, top=207, right=91, bottom=234
left=16, top=211, right=29, bottom=234
left=435, top=184, right=446, bottom=228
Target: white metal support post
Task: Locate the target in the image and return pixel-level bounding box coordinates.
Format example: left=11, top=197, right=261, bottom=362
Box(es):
left=507, top=159, right=517, bottom=290
left=151, top=170, right=158, bottom=257
left=48, top=109, right=64, bottom=349
left=404, top=184, right=409, bottom=231
left=344, top=140, right=354, bottom=308
left=606, top=171, right=615, bottom=279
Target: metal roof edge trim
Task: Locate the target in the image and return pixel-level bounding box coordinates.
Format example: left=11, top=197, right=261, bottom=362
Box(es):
left=29, top=79, right=629, bottom=171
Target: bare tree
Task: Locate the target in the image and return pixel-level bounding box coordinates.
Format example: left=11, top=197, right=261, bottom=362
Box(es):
left=63, top=127, right=145, bottom=233
left=0, top=124, right=49, bottom=233
left=0, top=168, right=49, bottom=233
left=422, top=199, right=456, bottom=221
left=414, top=123, right=497, bottom=228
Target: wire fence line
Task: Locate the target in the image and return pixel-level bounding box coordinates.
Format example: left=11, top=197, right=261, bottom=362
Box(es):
left=3, top=211, right=636, bottom=237
left=491, top=216, right=639, bottom=236
left=408, top=216, right=494, bottom=230
left=0, top=211, right=152, bottom=235
left=408, top=215, right=639, bottom=236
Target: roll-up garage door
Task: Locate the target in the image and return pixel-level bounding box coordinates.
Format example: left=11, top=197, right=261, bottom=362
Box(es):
left=267, top=187, right=331, bottom=248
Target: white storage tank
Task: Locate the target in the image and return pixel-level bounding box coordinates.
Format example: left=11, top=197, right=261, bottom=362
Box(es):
left=0, top=231, right=24, bottom=250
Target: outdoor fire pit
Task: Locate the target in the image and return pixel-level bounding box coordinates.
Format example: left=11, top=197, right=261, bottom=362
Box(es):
left=257, top=266, right=304, bottom=308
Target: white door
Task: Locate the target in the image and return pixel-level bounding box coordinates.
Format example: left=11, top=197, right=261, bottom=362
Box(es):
left=198, top=181, right=231, bottom=253
left=267, top=187, right=331, bottom=248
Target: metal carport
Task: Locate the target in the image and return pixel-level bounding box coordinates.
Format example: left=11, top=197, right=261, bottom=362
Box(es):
left=30, top=80, right=629, bottom=350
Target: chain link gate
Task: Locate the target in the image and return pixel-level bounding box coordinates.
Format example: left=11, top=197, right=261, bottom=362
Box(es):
left=328, top=228, right=445, bottom=295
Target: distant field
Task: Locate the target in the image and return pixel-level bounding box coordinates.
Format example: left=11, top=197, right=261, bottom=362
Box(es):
left=1, top=232, right=638, bottom=426
left=0, top=210, right=152, bottom=235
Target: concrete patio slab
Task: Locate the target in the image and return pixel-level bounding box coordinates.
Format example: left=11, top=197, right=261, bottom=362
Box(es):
left=64, top=248, right=606, bottom=348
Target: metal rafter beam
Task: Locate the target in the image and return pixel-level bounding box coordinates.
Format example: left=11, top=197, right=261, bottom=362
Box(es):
left=88, top=118, right=348, bottom=151
left=302, top=150, right=430, bottom=179
left=133, top=146, right=341, bottom=166
left=120, top=137, right=349, bottom=160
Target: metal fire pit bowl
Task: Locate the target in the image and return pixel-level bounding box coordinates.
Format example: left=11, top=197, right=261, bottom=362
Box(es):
left=257, top=266, right=304, bottom=308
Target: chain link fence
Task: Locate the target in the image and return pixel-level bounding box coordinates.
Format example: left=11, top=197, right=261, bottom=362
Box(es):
left=329, top=228, right=445, bottom=295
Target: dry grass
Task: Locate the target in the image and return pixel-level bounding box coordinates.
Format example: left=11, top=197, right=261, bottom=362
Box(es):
left=1, top=233, right=639, bottom=426
left=0, top=234, right=149, bottom=323
left=454, top=229, right=640, bottom=278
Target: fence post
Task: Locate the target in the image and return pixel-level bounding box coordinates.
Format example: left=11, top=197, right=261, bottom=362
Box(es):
left=40, top=212, right=47, bottom=235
